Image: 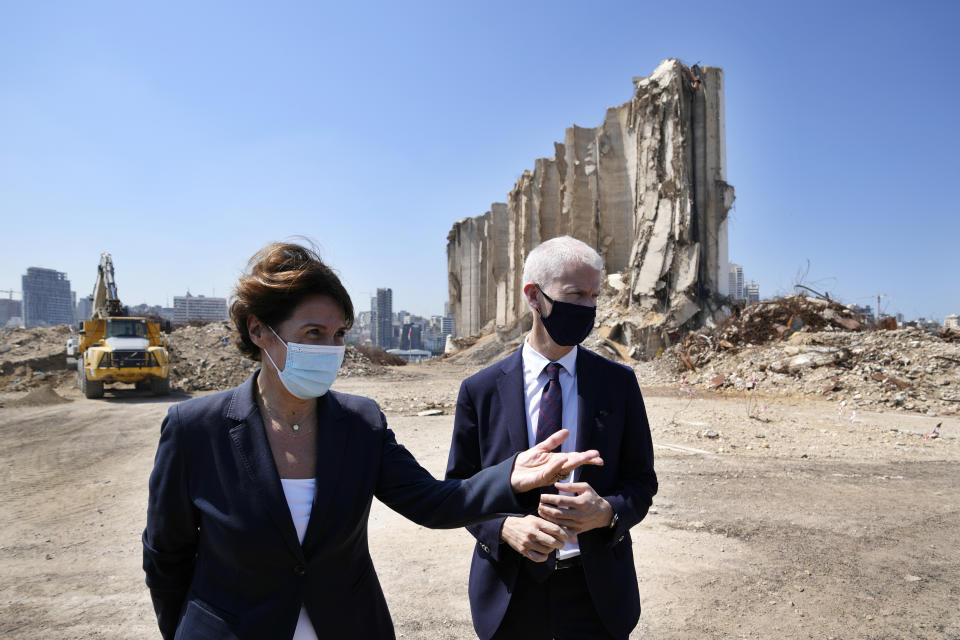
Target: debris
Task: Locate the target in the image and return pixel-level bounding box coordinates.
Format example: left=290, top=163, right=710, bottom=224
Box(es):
left=166, top=322, right=398, bottom=392
left=821, top=376, right=841, bottom=393
left=629, top=298, right=960, bottom=416
left=836, top=317, right=861, bottom=331
left=769, top=349, right=848, bottom=374
left=0, top=325, right=74, bottom=391
left=877, top=317, right=898, bottom=330
left=415, top=409, right=444, bottom=417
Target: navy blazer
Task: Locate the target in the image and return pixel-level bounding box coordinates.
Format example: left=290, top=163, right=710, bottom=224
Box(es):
left=143, top=372, right=525, bottom=640
left=445, top=346, right=658, bottom=640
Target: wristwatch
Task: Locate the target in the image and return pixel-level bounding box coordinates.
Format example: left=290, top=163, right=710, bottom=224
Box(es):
left=608, top=511, right=619, bottom=529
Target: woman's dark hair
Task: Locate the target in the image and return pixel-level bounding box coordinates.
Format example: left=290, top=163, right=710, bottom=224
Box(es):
left=230, top=242, right=354, bottom=361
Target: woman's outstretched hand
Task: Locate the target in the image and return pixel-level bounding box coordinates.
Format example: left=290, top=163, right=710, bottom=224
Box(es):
left=510, top=429, right=603, bottom=493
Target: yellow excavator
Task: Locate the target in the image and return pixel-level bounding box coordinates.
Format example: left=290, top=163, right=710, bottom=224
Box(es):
left=69, top=252, right=170, bottom=398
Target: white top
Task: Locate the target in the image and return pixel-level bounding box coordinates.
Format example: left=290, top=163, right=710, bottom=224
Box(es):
left=520, top=340, right=581, bottom=559
left=280, top=478, right=318, bottom=640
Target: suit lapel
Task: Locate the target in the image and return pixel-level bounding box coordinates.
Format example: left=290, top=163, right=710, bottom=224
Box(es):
left=226, top=373, right=305, bottom=560
left=301, top=391, right=349, bottom=551
left=497, top=348, right=529, bottom=454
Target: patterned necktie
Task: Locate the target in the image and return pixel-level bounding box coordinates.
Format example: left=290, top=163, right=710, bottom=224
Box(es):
left=526, top=361, right=564, bottom=581
left=537, top=362, right=563, bottom=450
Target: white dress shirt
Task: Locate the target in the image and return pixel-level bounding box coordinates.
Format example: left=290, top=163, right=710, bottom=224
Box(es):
left=520, top=340, right=581, bottom=559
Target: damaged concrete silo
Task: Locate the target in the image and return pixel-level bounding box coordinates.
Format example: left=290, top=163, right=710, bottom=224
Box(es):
left=446, top=59, right=735, bottom=357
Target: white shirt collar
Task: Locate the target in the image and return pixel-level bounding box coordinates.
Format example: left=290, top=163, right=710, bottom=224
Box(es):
left=521, top=337, right=578, bottom=378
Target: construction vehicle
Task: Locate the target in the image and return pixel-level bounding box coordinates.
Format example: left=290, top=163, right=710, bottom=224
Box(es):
left=72, top=252, right=170, bottom=398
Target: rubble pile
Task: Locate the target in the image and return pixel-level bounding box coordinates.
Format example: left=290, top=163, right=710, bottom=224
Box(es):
left=630, top=297, right=960, bottom=416
left=339, top=344, right=395, bottom=376
left=0, top=322, right=400, bottom=396
left=715, top=295, right=864, bottom=344
left=444, top=331, right=522, bottom=366
left=0, top=325, right=75, bottom=391
left=661, top=295, right=864, bottom=370
left=167, top=322, right=393, bottom=392
left=165, top=322, right=259, bottom=391
left=354, top=345, right=407, bottom=367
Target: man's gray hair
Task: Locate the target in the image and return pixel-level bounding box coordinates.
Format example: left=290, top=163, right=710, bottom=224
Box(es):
left=521, top=235, right=604, bottom=288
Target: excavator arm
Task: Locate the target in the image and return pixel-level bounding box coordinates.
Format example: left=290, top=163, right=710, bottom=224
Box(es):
left=90, top=252, right=125, bottom=319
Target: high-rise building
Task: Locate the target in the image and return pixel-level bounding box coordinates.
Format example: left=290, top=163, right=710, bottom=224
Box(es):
left=400, top=323, right=422, bottom=350
left=22, top=267, right=75, bottom=328
left=374, top=288, right=393, bottom=349
left=441, top=314, right=455, bottom=337
left=745, top=281, right=760, bottom=305
left=76, top=296, right=92, bottom=322
left=945, top=314, right=960, bottom=330
left=173, top=293, right=228, bottom=324
left=369, top=297, right=378, bottom=346
left=0, top=298, right=23, bottom=327
left=728, top=263, right=745, bottom=301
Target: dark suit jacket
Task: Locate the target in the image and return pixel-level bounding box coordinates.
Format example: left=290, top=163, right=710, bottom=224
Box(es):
left=445, top=346, right=657, bottom=640
left=142, top=372, right=525, bottom=640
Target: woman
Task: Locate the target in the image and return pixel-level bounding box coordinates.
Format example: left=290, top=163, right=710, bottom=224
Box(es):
left=142, top=242, right=601, bottom=640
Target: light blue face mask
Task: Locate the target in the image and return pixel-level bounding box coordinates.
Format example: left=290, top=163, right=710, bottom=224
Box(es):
left=263, top=325, right=345, bottom=399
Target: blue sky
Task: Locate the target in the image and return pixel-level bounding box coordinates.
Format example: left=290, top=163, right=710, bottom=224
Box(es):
left=1, top=0, right=957, bottom=321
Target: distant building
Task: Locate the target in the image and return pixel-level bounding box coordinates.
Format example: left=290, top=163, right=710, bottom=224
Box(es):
left=368, top=298, right=378, bottom=345
left=945, top=314, right=960, bottom=330
left=850, top=304, right=874, bottom=320
left=0, top=298, right=22, bottom=327
left=22, top=267, right=75, bottom=328
left=400, top=323, right=422, bottom=350
left=728, top=263, right=745, bottom=301
left=345, top=310, right=372, bottom=345
left=745, top=281, right=760, bottom=305
left=387, top=348, right=432, bottom=363
left=128, top=303, right=175, bottom=322
left=173, top=293, right=228, bottom=324
left=76, top=296, right=92, bottom=322
left=373, top=288, right=393, bottom=349
left=441, top=313, right=455, bottom=337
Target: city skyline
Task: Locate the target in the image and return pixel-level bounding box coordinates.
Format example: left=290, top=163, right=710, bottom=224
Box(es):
left=3, top=259, right=952, bottom=326
left=1, top=2, right=957, bottom=322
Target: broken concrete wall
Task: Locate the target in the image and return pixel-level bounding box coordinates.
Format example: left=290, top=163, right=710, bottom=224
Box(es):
left=447, top=59, right=734, bottom=351
left=447, top=215, right=482, bottom=337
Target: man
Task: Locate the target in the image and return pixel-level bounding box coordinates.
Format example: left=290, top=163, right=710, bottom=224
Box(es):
left=446, top=235, right=658, bottom=640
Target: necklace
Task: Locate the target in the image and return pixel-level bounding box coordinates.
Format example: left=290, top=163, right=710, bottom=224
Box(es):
left=259, top=396, right=313, bottom=434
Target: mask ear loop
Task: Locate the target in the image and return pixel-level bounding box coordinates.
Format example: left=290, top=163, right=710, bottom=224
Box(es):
left=534, top=284, right=554, bottom=317
left=262, top=325, right=288, bottom=373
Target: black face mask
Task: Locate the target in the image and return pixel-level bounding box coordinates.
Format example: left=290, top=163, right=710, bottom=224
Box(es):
left=536, top=286, right=597, bottom=347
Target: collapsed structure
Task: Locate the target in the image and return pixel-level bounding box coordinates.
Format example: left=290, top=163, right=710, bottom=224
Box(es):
left=446, top=59, right=735, bottom=356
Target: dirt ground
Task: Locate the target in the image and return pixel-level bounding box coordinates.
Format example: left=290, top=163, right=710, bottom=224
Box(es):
left=1, top=361, right=958, bottom=639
